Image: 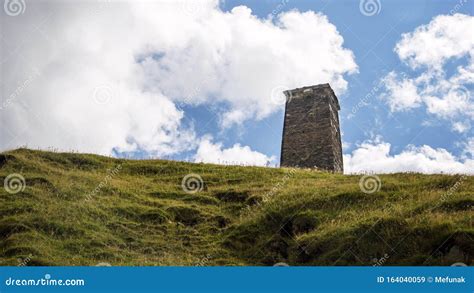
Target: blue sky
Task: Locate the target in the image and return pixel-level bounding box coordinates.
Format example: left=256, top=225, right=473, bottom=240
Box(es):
left=1, top=0, right=473, bottom=173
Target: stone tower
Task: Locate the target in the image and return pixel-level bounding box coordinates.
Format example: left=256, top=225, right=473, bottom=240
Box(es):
left=280, top=83, right=343, bottom=172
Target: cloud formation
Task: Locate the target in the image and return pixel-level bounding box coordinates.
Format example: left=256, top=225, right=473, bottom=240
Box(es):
left=139, top=4, right=358, bottom=127
left=194, top=136, right=275, bottom=166
left=380, top=14, right=474, bottom=133
left=344, top=138, right=474, bottom=174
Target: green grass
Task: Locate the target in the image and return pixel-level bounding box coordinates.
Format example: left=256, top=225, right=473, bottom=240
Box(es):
left=0, top=148, right=472, bottom=266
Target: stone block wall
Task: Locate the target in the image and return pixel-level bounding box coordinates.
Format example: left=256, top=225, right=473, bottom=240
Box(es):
left=280, top=84, right=343, bottom=173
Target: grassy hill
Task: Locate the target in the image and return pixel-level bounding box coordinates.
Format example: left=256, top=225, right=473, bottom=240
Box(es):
left=0, top=148, right=472, bottom=266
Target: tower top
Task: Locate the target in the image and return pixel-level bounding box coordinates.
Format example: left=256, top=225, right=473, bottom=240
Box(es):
left=283, top=83, right=340, bottom=110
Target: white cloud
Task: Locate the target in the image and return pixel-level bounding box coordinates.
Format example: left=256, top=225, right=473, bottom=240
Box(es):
left=140, top=5, right=358, bottom=127
left=344, top=138, right=474, bottom=174
left=380, top=72, right=422, bottom=111
left=460, top=137, right=474, bottom=159
left=452, top=121, right=471, bottom=133
left=194, top=136, right=275, bottom=166
left=1, top=1, right=197, bottom=156
left=1, top=0, right=356, bottom=157
left=395, top=14, right=474, bottom=69
left=380, top=14, right=474, bottom=132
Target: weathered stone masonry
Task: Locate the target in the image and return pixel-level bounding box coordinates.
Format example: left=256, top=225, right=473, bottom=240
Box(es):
left=280, top=84, right=343, bottom=173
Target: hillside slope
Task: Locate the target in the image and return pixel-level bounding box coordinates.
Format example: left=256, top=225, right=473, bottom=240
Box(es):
left=0, top=149, right=472, bottom=266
